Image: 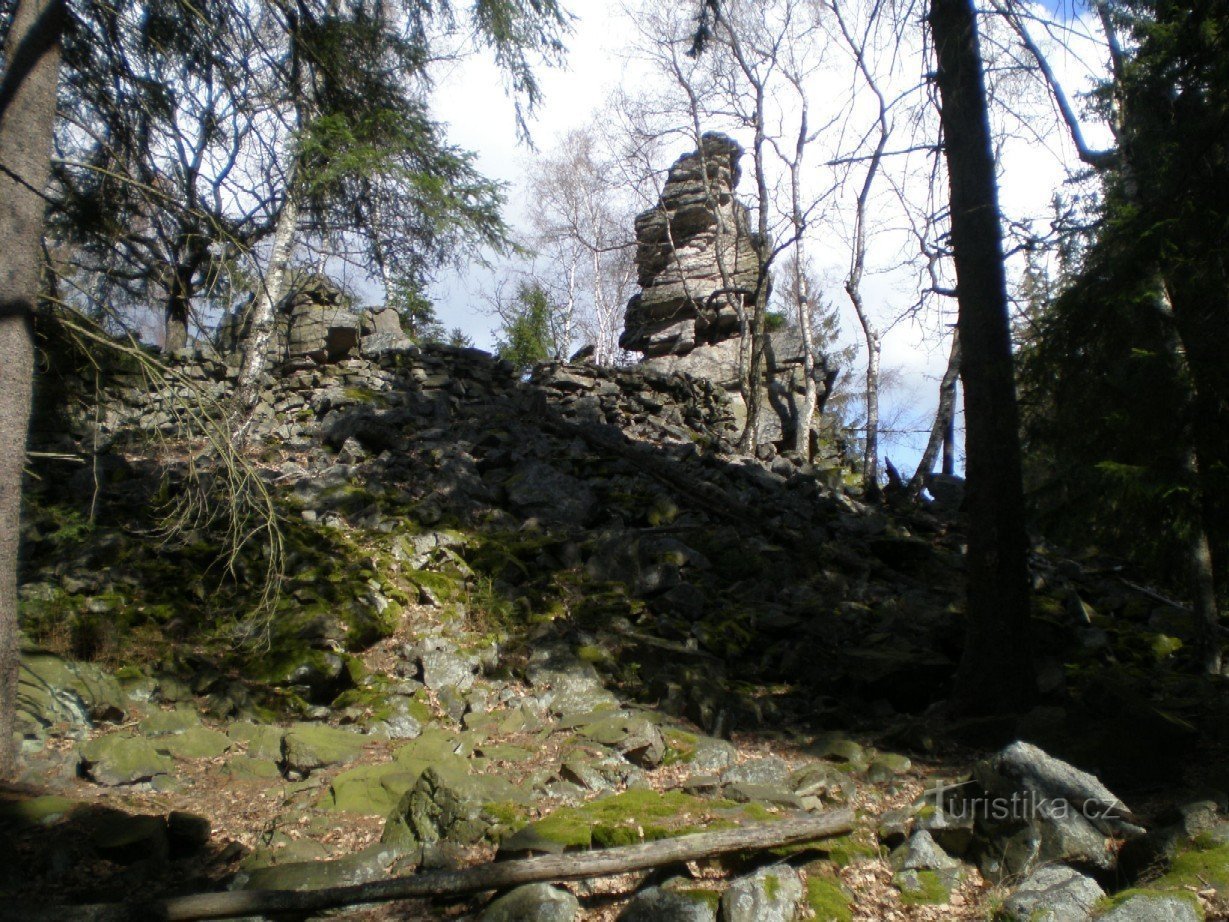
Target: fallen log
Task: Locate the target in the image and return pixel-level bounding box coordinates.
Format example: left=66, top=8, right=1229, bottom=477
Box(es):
left=12, top=808, right=855, bottom=922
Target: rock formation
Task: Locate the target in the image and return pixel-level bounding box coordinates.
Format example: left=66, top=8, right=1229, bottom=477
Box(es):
left=620, top=134, right=837, bottom=454
left=218, top=273, right=411, bottom=370
left=619, top=132, right=762, bottom=359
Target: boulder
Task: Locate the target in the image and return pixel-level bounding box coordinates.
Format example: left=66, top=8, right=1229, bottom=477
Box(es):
left=481, top=883, right=580, bottom=922
left=1096, top=894, right=1201, bottom=922
left=620, top=880, right=719, bottom=921
left=281, top=724, right=368, bottom=777
left=971, top=741, right=1145, bottom=878
left=720, top=865, right=804, bottom=922
left=382, top=763, right=524, bottom=847
left=1002, top=865, right=1105, bottom=921
left=79, top=734, right=174, bottom=786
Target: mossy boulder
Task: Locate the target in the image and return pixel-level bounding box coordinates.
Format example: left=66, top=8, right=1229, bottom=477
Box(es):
left=19, top=653, right=128, bottom=735
left=805, top=873, right=853, bottom=922
left=138, top=707, right=201, bottom=736
left=79, top=734, right=174, bottom=785
left=577, top=714, right=666, bottom=768
left=1095, top=892, right=1202, bottom=921
left=228, top=721, right=286, bottom=760
left=324, top=763, right=421, bottom=815
left=237, top=843, right=408, bottom=892
left=157, top=726, right=232, bottom=760
left=382, top=763, right=527, bottom=847
left=894, top=867, right=959, bottom=906
left=281, top=723, right=368, bottom=776
left=499, top=789, right=746, bottom=856
left=0, top=795, right=80, bottom=828
left=1003, top=865, right=1104, bottom=921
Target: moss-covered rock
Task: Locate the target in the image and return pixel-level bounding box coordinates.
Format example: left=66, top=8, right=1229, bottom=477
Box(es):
left=79, top=734, right=174, bottom=785
left=499, top=789, right=747, bottom=855
left=619, top=879, right=718, bottom=921
left=894, top=867, right=959, bottom=906
left=381, top=763, right=527, bottom=847
left=805, top=873, right=854, bottom=922
left=138, top=707, right=201, bottom=736
left=18, top=653, right=128, bottom=735
left=324, top=763, right=421, bottom=815
left=281, top=723, right=368, bottom=776
left=237, top=843, right=410, bottom=891
left=156, top=726, right=231, bottom=760
left=0, top=795, right=80, bottom=828
left=227, top=721, right=285, bottom=760
left=1095, top=892, right=1202, bottom=921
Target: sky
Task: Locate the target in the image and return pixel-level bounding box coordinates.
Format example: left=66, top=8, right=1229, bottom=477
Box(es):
left=414, top=0, right=1112, bottom=475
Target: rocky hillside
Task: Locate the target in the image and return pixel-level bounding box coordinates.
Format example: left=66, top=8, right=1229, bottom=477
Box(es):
left=7, top=334, right=1229, bottom=921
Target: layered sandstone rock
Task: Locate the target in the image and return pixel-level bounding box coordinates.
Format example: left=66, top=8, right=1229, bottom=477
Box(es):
left=619, top=133, right=763, bottom=359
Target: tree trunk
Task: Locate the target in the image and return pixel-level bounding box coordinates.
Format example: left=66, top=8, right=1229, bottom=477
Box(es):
left=232, top=186, right=299, bottom=440
left=909, top=332, right=961, bottom=494
left=930, top=0, right=1035, bottom=713
left=25, top=809, right=854, bottom=921
left=163, top=261, right=193, bottom=353
left=0, top=0, right=64, bottom=779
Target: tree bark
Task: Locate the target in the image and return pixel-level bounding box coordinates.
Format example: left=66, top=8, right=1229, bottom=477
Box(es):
left=0, top=0, right=64, bottom=779
left=232, top=185, right=299, bottom=441
left=930, top=0, right=1035, bottom=713
left=12, top=809, right=853, bottom=922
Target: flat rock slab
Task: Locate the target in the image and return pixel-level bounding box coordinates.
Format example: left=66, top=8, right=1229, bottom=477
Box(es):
left=281, top=724, right=368, bottom=775
left=1097, top=893, right=1201, bottom=922
left=157, top=726, right=232, bottom=760
left=139, top=708, right=202, bottom=736
left=1003, top=865, right=1105, bottom=921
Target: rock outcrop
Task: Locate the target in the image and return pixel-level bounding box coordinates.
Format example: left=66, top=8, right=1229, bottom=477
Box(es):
left=618, top=134, right=839, bottom=453
left=217, top=273, right=411, bottom=371
left=619, top=133, right=762, bottom=360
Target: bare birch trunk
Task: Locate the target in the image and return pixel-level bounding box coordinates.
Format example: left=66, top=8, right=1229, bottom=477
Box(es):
left=232, top=186, right=299, bottom=440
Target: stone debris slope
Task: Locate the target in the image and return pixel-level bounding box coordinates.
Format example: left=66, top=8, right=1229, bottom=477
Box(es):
left=9, top=337, right=1229, bottom=920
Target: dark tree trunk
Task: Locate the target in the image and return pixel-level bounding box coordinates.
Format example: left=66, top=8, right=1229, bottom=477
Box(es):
left=909, top=332, right=961, bottom=495
left=930, top=0, right=1035, bottom=713
left=164, top=264, right=193, bottom=352
left=0, top=0, right=64, bottom=779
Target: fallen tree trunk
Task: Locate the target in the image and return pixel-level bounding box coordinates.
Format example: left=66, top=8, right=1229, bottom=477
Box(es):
left=14, top=809, right=855, bottom=922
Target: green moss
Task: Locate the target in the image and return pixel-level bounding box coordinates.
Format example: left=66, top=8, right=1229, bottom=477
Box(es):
left=764, top=872, right=781, bottom=900
left=661, top=729, right=698, bottom=766
left=1149, top=840, right=1229, bottom=894
left=1151, top=634, right=1184, bottom=660
left=509, top=790, right=744, bottom=852
left=576, top=644, right=611, bottom=666
left=824, top=832, right=879, bottom=867
left=897, top=870, right=951, bottom=906
left=483, top=801, right=529, bottom=828
left=342, top=386, right=381, bottom=404
left=806, top=875, right=853, bottom=922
